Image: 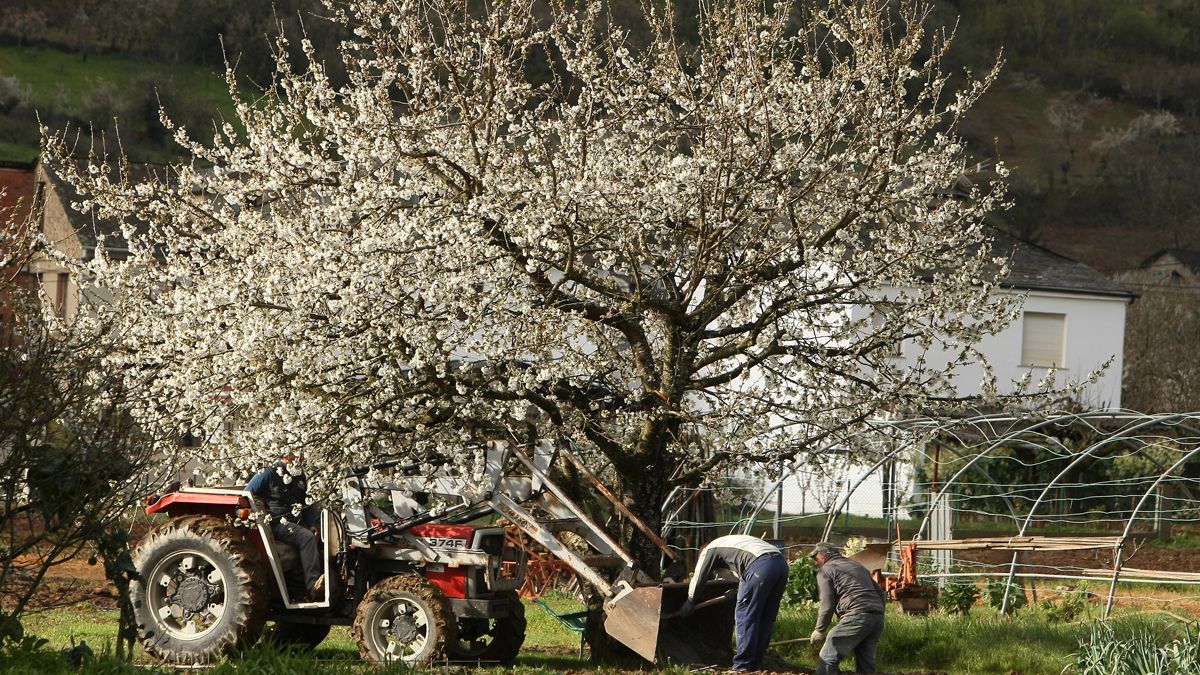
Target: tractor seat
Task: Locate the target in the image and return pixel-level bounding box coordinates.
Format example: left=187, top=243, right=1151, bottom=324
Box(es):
left=258, top=522, right=301, bottom=572
left=249, top=501, right=303, bottom=575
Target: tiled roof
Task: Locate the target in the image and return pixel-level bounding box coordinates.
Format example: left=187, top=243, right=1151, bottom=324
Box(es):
left=990, top=228, right=1133, bottom=298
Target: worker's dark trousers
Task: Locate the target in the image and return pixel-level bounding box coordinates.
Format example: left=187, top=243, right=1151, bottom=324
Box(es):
left=733, top=552, right=789, bottom=671
left=816, top=611, right=885, bottom=675
left=271, top=520, right=322, bottom=591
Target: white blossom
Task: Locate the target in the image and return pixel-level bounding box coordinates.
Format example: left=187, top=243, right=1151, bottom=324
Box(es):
left=41, top=0, right=1042, bottom=513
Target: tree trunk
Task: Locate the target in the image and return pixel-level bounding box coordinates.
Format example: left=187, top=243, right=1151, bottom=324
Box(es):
left=623, top=473, right=670, bottom=576
left=612, top=424, right=679, bottom=576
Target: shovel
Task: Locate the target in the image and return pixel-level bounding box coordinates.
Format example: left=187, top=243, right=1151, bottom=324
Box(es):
left=604, top=586, right=737, bottom=663
left=769, top=636, right=816, bottom=647
left=603, top=584, right=664, bottom=663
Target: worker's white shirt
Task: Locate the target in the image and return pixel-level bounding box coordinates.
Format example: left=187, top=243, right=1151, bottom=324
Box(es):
left=687, top=534, right=782, bottom=600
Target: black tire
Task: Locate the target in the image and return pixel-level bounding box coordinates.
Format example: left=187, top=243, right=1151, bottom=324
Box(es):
left=264, top=621, right=332, bottom=651
left=130, top=515, right=269, bottom=664
left=353, top=574, right=455, bottom=664
left=447, top=590, right=527, bottom=665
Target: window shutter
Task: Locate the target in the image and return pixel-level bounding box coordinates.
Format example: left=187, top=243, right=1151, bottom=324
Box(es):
left=1021, top=312, right=1065, bottom=367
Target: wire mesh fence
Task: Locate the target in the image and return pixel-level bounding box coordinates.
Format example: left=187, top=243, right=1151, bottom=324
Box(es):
left=667, top=411, right=1200, bottom=616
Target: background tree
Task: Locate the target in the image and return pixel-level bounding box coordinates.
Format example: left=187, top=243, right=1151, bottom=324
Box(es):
left=45, top=0, right=1058, bottom=567
left=0, top=207, right=169, bottom=659
left=1122, top=286, right=1200, bottom=412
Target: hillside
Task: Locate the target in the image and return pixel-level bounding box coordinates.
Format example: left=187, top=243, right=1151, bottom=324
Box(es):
left=929, top=0, right=1200, bottom=274
left=0, top=45, right=235, bottom=164
left=1, top=0, right=1197, bottom=273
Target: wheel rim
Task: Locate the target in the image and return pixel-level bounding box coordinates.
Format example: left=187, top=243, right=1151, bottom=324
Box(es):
left=145, top=549, right=228, bottom=641
left=369, top=596, right=432, bottom=662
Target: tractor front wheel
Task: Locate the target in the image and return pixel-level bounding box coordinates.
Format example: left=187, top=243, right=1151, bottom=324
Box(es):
left=447, top=590, right=527, bottom=665
left=130, top=516, right=269, bottom=664
left=353, top=574, right=455, bottom=663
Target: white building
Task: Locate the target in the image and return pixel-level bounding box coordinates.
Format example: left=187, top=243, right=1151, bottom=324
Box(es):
left=883, top=228, right=1132, bottom=410
left=776, top=229, right=1134, bottom=519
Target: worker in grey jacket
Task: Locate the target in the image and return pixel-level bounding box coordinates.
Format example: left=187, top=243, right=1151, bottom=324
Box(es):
left=677, top=534, right=788, bottom=671
left=809, top=542, right=886, bottom=674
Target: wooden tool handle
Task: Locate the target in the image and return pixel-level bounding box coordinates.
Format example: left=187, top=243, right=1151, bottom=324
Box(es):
left=768, top=636, right=814, bottom=647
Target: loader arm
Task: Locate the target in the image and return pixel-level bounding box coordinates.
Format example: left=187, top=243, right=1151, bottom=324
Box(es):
left=496, top=446, right=668, bottom=662
left=346, top=441, right=670, bottom=662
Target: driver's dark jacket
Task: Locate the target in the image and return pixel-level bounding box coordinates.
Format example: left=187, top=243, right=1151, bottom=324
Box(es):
left=246, top=462, right=317, bottom=527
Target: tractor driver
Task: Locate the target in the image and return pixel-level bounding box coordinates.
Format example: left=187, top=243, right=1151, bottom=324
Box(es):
left=246, top=454, right=324, bottom=600
left=676, top=534, right=789, bottom=672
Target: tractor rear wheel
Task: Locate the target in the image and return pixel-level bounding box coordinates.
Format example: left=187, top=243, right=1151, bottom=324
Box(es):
left=447, top=590, right=526, bottom=664
left=130, top=515, right=269, bottom=664
left=353, top=574, right=455, bottom=663
left=264, top=620, right=332, bottom=650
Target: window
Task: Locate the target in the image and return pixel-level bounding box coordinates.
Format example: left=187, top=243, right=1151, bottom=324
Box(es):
left=1021, top=312, right=1065, bottom=367
left=55, top=273, right=68, bottom=317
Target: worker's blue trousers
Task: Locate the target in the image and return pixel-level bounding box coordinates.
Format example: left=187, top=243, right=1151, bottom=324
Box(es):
left=733, top=552, right=789, bottom=671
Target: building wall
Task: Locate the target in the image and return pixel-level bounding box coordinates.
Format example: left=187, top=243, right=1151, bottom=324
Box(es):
left=770, top=287, right=1131, bottom=519
left=878, top=288, right=1128, bottom=410
left=0, top=164, right=37, bottom=345
left=28, top=165, right=85, bottom=321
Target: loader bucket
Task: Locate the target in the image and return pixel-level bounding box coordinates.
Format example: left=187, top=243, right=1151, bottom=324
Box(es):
left=603, top=585, right=663, bottom=662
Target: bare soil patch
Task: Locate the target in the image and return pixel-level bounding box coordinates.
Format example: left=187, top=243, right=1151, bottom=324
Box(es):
left=954, top=540, right=1197, bottom=574
left=3, top=555, right=116, bottom=610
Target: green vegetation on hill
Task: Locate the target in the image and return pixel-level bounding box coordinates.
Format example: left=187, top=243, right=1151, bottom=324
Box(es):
left=0, top=47, right=230, bottom=115
left=0, top=46, right=235, bottom=164
left=930, top=0, right=1200, bottom=270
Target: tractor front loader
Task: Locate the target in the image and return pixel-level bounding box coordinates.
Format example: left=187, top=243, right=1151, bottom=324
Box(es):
left=132, top=442, right=675, bottom=665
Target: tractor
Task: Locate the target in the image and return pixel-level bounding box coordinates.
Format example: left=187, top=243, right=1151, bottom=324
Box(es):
left=130, top=442, right=672, bottom=665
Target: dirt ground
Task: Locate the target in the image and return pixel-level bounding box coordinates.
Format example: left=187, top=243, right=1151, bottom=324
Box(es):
left=3, top=555, right=121, bottom=611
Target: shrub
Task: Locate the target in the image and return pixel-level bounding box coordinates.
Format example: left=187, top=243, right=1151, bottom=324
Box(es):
left=1041, top=589, right=1090, bottom=623
left=937, top=578, right=980, bottom=616
left=0, top=236, right=172, bottom=659
left=984, top=578, right=1027, bottom=615
left=783, top=557, right=819, bottom=606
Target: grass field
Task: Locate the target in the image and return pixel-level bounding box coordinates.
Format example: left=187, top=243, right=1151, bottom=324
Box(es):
left=11, top=592, right=1196, bottom=674
left=0, top=45, right=237, bottom=163
left=0, top=47, right=225, bottom=111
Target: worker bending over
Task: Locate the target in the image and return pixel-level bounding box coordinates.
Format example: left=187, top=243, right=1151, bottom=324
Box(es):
left=678, top=534, right=788, bottom=672
left=809, top=542, right=886, bottom=675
